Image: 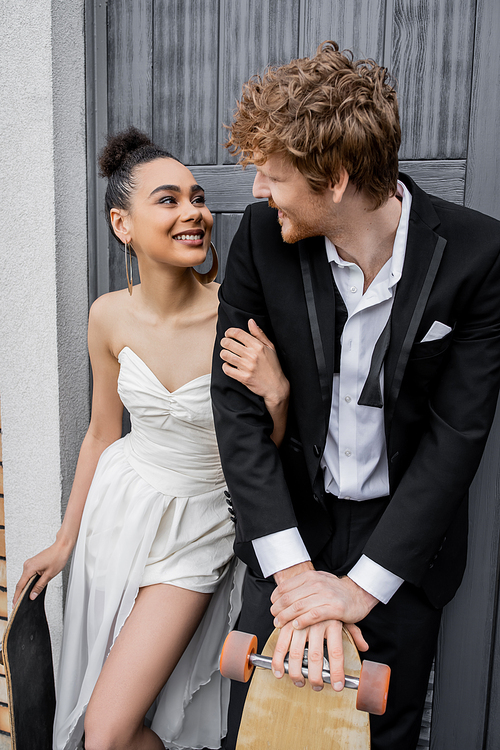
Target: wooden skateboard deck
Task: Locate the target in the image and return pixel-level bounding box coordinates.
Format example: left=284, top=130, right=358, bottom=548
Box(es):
left=1, top=574, right=56, bottom=750
left=235, top=627, right=370, bottom=749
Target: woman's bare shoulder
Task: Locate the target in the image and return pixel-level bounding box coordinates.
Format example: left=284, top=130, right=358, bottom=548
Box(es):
left=88, top=289, right=132, bottom=348
left=90, top=288, right=131, bottom=321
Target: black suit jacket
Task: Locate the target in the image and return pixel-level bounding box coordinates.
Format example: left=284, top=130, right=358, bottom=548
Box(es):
left=211, top=174, right=500, bottom=608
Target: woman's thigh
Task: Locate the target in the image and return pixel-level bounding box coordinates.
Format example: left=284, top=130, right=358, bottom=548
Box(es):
left=85, top=583, right=211, bottom=743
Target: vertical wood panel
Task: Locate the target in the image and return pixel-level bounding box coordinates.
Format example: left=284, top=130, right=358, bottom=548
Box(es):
left=86, top=0, right=110, bottom=300
left=107, top=0, right=153, bottom=134
left=153, top=0, right=218, bottom=164
left=470, top=3, right=500, bottom=742
left=302, top=0, right=385, bottom=60
left=218, top=213, right=243, bottom=280
left=222, top=0, right=300, bottom=164
left=464, top=0, right=500, bottom=221
left=391, top=0, right=475, bottom=159
left=430, top=400, right=500, bottom=749
left=487, top=594, right=500, bottom=748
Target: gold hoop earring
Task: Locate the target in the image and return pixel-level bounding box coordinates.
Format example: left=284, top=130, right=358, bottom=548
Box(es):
left=125, top=242, right=133, bottom=295
left=192, top=242, right=218, bottom=284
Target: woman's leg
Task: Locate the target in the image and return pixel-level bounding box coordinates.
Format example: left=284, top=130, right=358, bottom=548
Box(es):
left=84, top=583, right=211, bottom=750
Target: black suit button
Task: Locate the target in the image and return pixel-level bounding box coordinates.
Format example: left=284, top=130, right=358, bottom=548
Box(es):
left=313, top=445, right=321, bottom=457
left=313, top=494, right=319, bottom=502
left=428, top=562, right=434, bottom=569
left=224, top=490, right=231, bottom=499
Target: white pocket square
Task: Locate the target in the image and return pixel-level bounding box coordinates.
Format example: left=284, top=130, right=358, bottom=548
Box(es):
left=420, top=321, right=452, bottom=343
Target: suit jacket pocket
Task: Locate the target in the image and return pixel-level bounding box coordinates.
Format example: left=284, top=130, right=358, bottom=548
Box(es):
left=405, top=330, right=454, bottom=396
left=410, top=329, right=453, bottom=360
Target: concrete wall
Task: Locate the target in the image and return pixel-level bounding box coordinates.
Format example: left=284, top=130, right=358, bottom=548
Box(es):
left=0, top=0, right=89, bottom=665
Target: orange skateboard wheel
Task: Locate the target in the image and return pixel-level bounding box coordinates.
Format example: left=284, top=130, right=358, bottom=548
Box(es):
left=220, top=631, right=258, bottom=682
left=356, top=660, right=391, bottom=715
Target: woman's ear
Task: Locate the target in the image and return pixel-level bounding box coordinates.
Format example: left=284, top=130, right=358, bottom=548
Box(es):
left=110, top=208, right=131, bottom=245
left=330, top=167, right=349, bottom=204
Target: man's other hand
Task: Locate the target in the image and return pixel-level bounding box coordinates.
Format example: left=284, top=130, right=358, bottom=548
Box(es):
left=270, top=565, right=378, bottom=691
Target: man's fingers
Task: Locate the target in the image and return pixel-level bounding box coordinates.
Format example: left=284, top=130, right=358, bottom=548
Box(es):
left=272, top=589, right=334, bottom=629
left=271, top=570, right=331, bottom=605
left=270, top=574, right=322, bottom=614
left=345, top=622, right=369, bottom=652
left=306, top=625, right=328, bottom=690
left=271, top=623, right=294, bottom=679
left=286, top=628, right=308, bottom=687
left=326, top=621, right=346, bottom=691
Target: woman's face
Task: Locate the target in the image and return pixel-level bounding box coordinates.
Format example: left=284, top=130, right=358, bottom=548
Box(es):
left=122, top=157, right=213, bottom=270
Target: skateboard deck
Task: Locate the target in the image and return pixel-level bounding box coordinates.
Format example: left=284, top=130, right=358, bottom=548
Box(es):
left=229, top=628, right=373, bottom=749
left=1, top=574, right=56, bottom=750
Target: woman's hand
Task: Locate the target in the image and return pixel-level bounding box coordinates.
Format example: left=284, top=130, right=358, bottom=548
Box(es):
left=220, top=319, right=290, bottom=445
left=220, top=319, right=289, bottom=404
left=13, top=539, right=74, bottom=605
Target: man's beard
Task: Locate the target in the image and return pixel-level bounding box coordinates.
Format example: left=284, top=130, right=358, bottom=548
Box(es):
left=268, top=198, right=318, bottom=244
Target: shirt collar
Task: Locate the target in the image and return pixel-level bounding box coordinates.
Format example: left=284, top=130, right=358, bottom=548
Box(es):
left=325, top=179, right=412, bottom=289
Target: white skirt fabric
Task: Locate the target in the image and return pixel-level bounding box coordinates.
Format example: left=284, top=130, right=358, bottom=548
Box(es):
left=53, top=348, right=244, bottom=750
left=53, top=441, right=244, bottom=749
left=53, top=347, right=244, bottom=750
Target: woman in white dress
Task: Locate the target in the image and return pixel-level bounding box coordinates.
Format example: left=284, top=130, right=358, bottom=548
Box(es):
left=14, top=129, right=290, bottom=750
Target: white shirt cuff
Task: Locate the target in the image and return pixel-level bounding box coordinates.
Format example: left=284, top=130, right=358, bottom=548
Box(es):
left=348, top=555, right=404, bottom=604
left=252, top=528, right=311, bottom=578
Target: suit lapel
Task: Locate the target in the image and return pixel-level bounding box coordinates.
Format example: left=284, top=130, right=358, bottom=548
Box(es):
left=384, top=176, right=447, bottom=429
left=298, top=235, right=335, bottom=432
left=295, top=175, right=447, bottom=448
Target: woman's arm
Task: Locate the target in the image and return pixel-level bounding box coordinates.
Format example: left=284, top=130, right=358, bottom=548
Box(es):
left=14, top=298, right=124, bottom=603
left=219, top=319, right=290, bottom=446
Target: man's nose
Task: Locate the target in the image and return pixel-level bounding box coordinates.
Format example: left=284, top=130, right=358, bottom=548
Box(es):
left=252, top=171, right=271, bottom=199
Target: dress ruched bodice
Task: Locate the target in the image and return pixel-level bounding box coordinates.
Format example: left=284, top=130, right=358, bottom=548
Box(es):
left=118, top=347, right=224, bottom=495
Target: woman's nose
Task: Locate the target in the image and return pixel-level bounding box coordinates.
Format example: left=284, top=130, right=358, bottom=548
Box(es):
left=181, top=199, right=203, bottom=221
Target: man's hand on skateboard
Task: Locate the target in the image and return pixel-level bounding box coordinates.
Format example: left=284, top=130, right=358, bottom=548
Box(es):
left=270, top=563, right=378, bottom=692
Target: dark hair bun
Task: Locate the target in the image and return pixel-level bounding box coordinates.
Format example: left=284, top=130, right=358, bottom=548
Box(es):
left=99, top=127, right=153, bottom=178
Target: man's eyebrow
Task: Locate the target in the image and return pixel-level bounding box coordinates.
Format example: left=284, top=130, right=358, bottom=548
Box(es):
left=149, top=184, right=205, bottom=197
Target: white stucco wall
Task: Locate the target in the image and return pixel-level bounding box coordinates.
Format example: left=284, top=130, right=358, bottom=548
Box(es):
left=0, top=0, right=89, bottom=665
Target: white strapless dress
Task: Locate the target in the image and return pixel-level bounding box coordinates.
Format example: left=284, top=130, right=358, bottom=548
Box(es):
left=53, top=346, right=244, bottom=750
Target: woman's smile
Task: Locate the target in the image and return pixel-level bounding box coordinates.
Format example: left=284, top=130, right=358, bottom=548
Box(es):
left=172, top=229, right=205, bottom=246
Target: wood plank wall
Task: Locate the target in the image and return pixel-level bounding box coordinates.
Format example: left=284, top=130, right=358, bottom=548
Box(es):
left=96, top=0, right=483, bottom=296
left=86, top=1, right=500, bottom=747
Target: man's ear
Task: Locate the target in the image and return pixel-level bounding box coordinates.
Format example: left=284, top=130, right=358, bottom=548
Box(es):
left=110, top=208, right=131, bottom=245
left=329, top=167, right=349, bottom=204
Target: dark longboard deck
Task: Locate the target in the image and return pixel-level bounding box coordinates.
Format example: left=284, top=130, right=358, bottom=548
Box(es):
left=1, top=574, right=55, bottom=750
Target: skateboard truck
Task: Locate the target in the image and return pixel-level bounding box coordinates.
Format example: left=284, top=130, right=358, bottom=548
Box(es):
left=220, top=631, right=390, bottom=715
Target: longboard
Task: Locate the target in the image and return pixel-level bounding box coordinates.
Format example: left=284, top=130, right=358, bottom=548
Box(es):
left=221, top=627, right=390, bottom=749
left=1, top=574, right=55, bottom=750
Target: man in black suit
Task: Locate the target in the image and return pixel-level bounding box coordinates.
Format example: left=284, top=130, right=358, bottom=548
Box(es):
left=211, top=42, right=500, bottom=749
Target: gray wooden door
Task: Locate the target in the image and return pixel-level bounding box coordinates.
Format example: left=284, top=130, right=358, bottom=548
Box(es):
left=85, top=1, right=500, bottom=747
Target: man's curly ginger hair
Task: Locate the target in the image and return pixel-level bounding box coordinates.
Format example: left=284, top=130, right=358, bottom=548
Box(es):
left=226, top=41, right=401, bottom=208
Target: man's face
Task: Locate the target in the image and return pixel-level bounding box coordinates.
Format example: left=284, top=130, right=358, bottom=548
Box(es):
left=252, top=154, right=334, bottom=243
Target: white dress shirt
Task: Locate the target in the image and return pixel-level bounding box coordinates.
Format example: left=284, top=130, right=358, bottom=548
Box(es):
left=253, top=182, right=411, bottom=604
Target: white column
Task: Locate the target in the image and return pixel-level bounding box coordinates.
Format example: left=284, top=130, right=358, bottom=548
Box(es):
left=0, top=0, right=89, bottom=666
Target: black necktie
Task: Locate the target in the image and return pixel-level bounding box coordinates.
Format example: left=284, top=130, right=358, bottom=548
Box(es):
left=357, top=318, right=391, bottom=408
